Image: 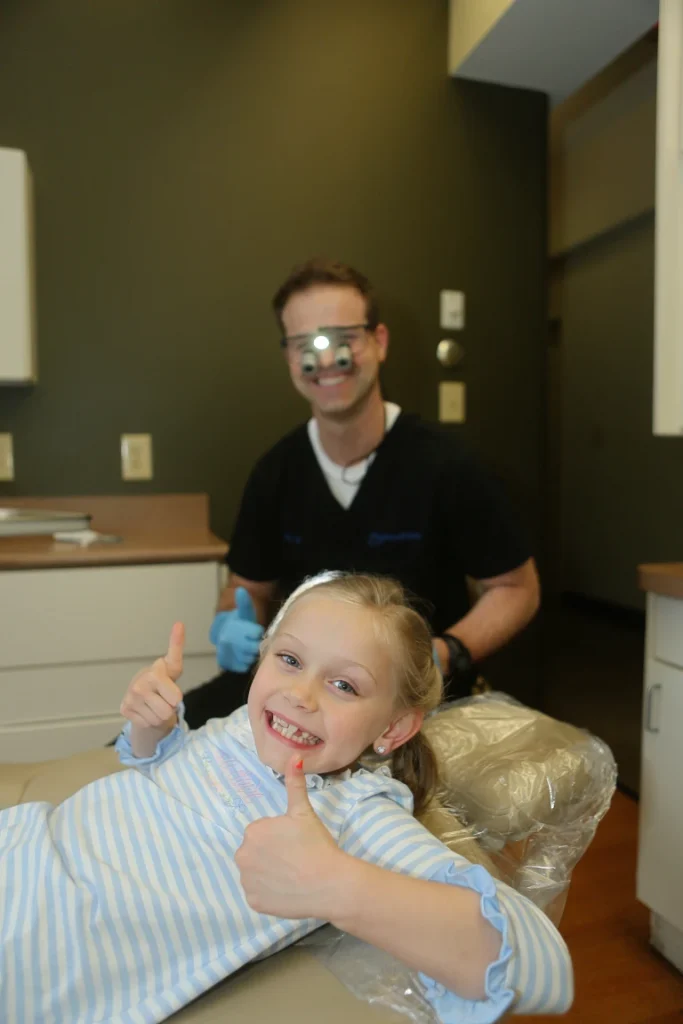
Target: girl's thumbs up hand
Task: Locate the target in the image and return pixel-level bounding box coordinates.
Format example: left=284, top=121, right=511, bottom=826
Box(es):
left=120, top=624, right=185, bottom=758
left=236, top=755, right=348, bottom=921
left=285, top=756, right=316, bottom=819
left=120, top=623, right=185, bottom=730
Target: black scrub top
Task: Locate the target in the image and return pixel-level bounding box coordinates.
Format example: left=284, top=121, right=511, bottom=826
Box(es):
left=227, top=414, right=531, bottom=634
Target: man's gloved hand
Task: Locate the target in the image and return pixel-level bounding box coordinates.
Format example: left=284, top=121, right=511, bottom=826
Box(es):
left=209, top=587, right=264, bottom=673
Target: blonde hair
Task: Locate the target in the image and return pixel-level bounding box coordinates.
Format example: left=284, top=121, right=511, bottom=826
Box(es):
left=263, top=572, right=443, bottom=816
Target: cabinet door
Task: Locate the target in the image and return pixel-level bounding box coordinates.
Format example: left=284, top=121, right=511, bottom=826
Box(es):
left=653, top=0, right=683, bottom=434
left=0, top=148, right=36, bottom=384
left=0, top=654, right=219, bottom=728
left=637, top=661, right=683, bottom=931
left=0, top=562, right=219, bottom=668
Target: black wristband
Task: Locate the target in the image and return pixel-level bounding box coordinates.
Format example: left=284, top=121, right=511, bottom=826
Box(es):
left=437, top=634, right=474, bottom=687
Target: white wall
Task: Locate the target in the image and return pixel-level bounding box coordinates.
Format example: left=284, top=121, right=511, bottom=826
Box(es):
left=451, top=0, right=658, bottom=107
left=448, top=0, right=514, bottom=73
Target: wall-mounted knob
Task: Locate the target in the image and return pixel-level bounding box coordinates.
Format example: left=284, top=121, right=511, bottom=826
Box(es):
left=437, top=339, right=464, bottom=368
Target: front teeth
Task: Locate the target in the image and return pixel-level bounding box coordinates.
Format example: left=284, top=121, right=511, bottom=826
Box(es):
left=317, top=375, right=347, bottom=387
left=270, top=713, right=320, bottom=745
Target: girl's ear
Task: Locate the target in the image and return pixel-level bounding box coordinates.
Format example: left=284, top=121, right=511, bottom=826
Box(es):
left=375, top=708, right=423, bottom=755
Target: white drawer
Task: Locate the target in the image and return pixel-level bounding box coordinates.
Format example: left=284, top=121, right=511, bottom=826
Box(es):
left=638, top=660, right=683, bottom=933
left=0, top=653, right=219, bottom=727
left=652, top=595, right=683, bottom=669
left=0, top=562, right=220, bottom=669
left=0, top=716, right=126, bottom=763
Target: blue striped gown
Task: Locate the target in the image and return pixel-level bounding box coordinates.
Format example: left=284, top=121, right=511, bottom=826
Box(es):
left=0, top=706, right=573, bottom=1023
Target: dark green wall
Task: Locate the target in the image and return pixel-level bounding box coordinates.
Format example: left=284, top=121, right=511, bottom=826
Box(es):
left=560, top=214, right=683, bottom=610
left=549, top=57, right=669, bottom=612
left=0, top=0, right=547, bottom=695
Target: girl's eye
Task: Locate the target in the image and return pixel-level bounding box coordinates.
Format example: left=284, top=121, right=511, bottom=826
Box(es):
left=277, top=653, right=300, bottom=669
left=331, top=679, right=358, bottom=696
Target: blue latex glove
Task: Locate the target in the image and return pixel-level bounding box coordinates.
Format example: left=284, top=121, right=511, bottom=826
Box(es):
left=432, top=641, right=443, bottom=674
left=209, top=587, right=264, bottom=673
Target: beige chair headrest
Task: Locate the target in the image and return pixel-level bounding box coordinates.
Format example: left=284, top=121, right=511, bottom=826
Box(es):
left=423, top=695, right=616, bottom=840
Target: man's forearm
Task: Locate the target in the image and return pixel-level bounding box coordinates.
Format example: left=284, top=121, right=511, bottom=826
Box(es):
left=438, top=559, right=540, bottom=664
left=216, top=585, right=240, bottom=613
left=330, top=855, right=500, bottom=1000
left=447, top=583, right=537, bottom=662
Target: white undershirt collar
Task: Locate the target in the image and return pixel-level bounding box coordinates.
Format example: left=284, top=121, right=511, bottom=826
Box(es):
left=307, top=402, right=401, bottom=508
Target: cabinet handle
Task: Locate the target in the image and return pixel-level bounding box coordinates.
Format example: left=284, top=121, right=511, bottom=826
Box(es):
left=646, top=683, right=662, bottom=733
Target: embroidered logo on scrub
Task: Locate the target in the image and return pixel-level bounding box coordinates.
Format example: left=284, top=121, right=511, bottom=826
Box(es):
left=367, top=531, right=422, bottom=547
left=197, top=749, right=262, bottom=812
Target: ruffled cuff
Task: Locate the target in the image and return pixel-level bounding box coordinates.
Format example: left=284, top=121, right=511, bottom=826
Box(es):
left=418, top=862, right=514, bottom=1024
left=115, top=701, right=189, bottom=769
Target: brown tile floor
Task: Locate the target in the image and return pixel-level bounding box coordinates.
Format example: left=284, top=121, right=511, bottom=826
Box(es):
left=517, top=790, right=683, bottom=1023
left=541, top=597, right=645, bottom=793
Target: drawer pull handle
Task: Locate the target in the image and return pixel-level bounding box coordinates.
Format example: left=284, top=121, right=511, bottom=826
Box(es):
left=646, top=683, right=662, bottom=734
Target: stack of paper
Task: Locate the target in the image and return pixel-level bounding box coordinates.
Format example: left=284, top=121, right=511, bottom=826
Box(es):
left=0, top=508, right=91, bottom=538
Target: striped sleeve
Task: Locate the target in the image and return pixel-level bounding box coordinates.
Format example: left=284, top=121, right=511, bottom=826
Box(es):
left=115, top=701, right=190, bottom=775
left=495, top=882, right=574, bottom=1015
left=339, top=795, right=573, bottom=1021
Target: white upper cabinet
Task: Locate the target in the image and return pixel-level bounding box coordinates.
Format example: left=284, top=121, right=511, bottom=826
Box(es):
left=653, top=0, right=683, bottom=435
left=0, top=147, right=37, bottom=384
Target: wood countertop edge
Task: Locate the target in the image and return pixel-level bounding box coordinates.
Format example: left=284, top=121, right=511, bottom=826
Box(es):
left=0, top=537, right=228, bottom=571
left=638, top=563, right=683, bottom=600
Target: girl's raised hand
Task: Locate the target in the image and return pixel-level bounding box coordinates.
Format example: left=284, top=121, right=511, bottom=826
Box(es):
left=120, top=623, right=185, bottom=730
left=236, top=755, right=349, bottom=921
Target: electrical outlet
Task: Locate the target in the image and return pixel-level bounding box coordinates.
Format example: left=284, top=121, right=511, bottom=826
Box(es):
left=0, top=434, right=14, bottom=481
left=121, top=434, right=153, bottom=481
left=440, top=290, right=465, bottom=331
left=439, top=381, right=466, bottom=424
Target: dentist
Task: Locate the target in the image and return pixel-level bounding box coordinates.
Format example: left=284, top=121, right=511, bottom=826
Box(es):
left=183, top=258, right=540, bottom=728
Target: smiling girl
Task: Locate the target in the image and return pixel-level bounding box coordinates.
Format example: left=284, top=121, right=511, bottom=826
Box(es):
left=0, top=573, right=572, bottom=1023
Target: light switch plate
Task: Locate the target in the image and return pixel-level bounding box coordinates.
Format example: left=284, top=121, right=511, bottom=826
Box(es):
left=0, top=433, right=14, bottom=481
left=121, top=434, right=153, bottom=481
left=440, top=290, right=465, bottom=330
left=439, top=381, right=466, bottom=424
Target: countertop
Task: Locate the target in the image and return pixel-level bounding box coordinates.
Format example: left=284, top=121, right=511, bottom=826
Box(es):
left=0, top=494, right=227, bottom=570
left=638, top=563, right=683, bottom=601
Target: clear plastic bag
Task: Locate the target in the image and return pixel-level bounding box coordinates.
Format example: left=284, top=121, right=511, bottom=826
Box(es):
left=300, top=692, right=617, bottom=1021
left=300, top=925, right=439, bottom=1024
left=421, top=692, right=617, bottom=924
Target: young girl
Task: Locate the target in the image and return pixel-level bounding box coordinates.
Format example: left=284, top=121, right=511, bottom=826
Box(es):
left=0, top=573, right=572, bottom=1023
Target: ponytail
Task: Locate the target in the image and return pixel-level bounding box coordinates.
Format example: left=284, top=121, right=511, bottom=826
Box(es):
left=390, top=732, right=440, bottom=818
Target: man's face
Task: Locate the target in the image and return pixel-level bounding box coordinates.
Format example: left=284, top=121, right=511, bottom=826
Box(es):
left=281, top=285, right=388, bottom=418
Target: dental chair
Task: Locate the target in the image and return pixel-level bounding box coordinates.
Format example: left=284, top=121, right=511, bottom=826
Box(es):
left=0, top=693, right=615, bottom=1022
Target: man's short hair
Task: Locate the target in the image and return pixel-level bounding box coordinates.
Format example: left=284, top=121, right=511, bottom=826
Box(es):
left=272, top=258, right=379, bottom=332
